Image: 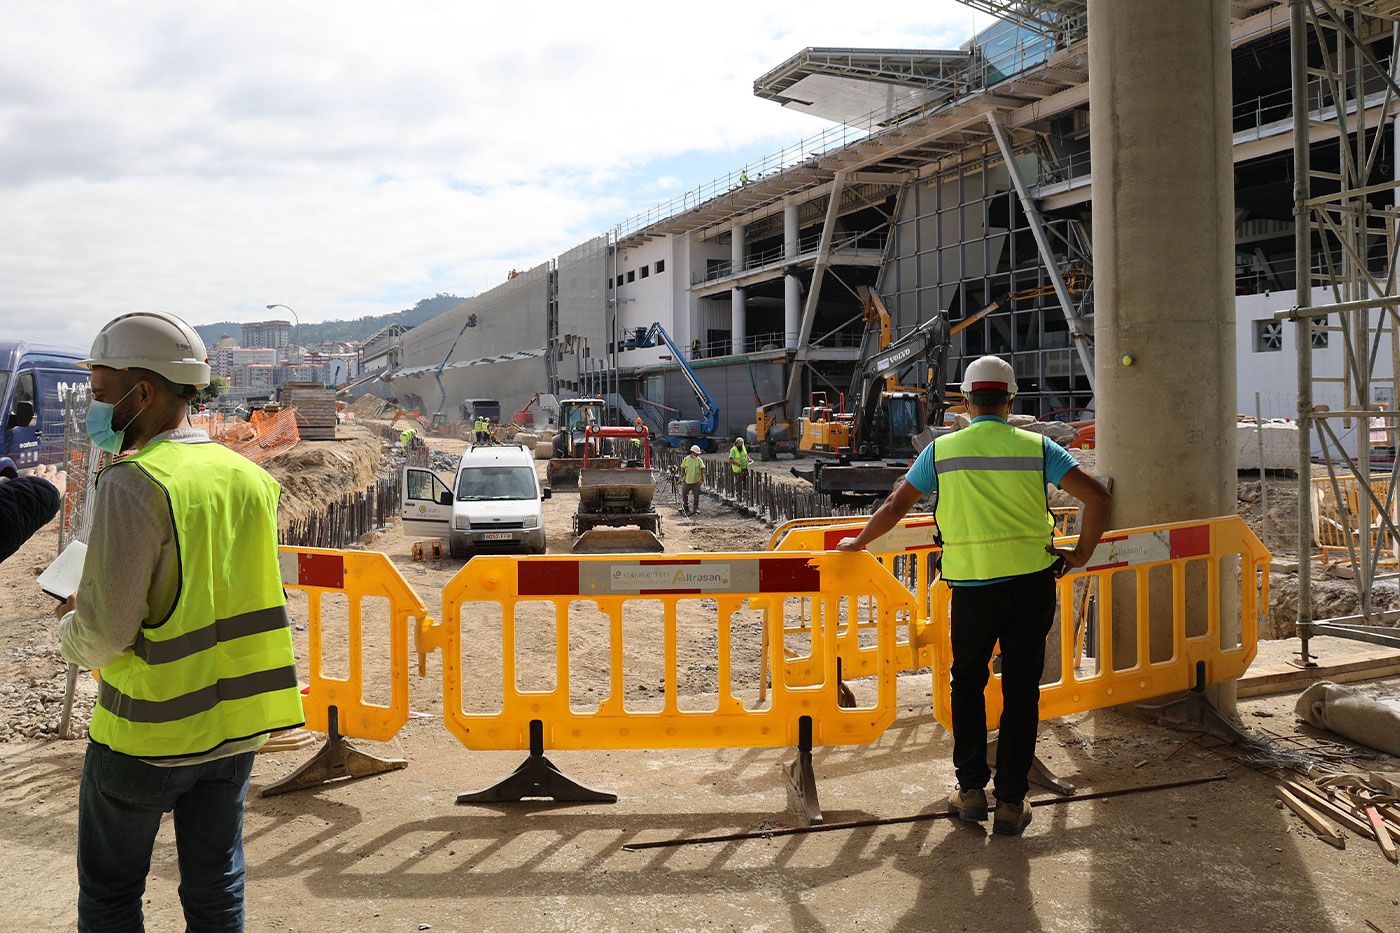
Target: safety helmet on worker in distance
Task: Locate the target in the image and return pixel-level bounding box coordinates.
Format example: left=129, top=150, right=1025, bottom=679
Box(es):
left=689, top=445, right=702, bottom=454
left=79, top=310, right=211, bottom=388
left=959, top=355, right=1017, bottom=398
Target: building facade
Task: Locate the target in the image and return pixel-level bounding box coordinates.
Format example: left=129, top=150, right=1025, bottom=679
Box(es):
left=383, top=3, right=1394, bottom=438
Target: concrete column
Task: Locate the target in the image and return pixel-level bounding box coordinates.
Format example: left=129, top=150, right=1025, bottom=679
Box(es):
left=784, top=274, right=802, bottom=348
left=1089, top=1, right=1238, bottom=707
left=784, top=202, right=801, bottom=347
left=731, top=224, right=747, bottom=354
left=731, top=286, right=747, bottom=355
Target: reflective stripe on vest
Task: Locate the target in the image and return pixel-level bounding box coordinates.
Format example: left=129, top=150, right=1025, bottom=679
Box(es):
left=86, top=439, right=304, bottom=758
left=932, top=421, right=1055, bottom=582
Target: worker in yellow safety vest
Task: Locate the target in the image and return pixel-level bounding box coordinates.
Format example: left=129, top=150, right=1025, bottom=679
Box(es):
left=59, top=311, right=304, bottom=928
left=400, top=426, right=416, bottom=448
left=838, top=355, right=1110, bottom=837
left=728, top=437, right=750, bottom=495
left=679, top=445, right=705, bottom=515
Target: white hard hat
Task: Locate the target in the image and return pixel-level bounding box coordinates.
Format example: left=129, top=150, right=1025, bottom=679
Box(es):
left=959, top=355, right=1017, bottom=398
left=80, top=311, right=211, bottom=388
left=735, top=437, right=744, bottom=443
left=690, top=445, right=702, bottom=454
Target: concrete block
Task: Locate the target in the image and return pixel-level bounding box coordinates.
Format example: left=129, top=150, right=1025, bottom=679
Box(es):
left=1237, top=420, right=1298, bottom=472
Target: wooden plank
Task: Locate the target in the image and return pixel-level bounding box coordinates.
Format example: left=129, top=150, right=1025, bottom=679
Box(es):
left=1363, top=803, right=1399, bottom=864
left=1286, top=780, right=1376, bottom=839
left=1277, top=786, right=1347, bottom=849
left=1237, top=648, right=1400, bottom=698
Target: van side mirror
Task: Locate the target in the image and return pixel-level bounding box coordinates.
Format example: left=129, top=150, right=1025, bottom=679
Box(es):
left=541, top=487, right=551, bottom=500
left=7, top=400, right=34, bottom=429
left=438, top=491, right=452, bottom=506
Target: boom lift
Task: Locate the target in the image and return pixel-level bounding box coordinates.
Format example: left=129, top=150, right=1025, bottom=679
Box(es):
left=640, top=322, right=720, bottom=450
left=429, top=312, right=478, bottom=430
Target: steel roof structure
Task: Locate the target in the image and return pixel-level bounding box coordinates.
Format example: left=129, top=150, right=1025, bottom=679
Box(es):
left=753, top=47, right=974, bottom=127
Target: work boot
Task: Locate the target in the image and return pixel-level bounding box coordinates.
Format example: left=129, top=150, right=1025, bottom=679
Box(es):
left=993, top=798, right=1032, bottom=836
left=947, top=786, right=988, bottom=822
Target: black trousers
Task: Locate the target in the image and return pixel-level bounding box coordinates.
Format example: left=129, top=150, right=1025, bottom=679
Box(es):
left=949, top=567, right=1056, bottom=806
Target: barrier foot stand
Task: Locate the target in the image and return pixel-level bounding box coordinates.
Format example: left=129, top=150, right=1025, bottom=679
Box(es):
left=987, top=732, right=1076, bottom=797
left=261, top=708, right=407, bottom=797
left=1135, top=663, right=1256, bottom=748
left=784, top=716, right=823, bottom=826
left=457, top=720, right=617, bottom=805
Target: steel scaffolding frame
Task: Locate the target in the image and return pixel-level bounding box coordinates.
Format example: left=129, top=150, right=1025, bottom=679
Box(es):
left=1285, top=0, right=1400, bottom=657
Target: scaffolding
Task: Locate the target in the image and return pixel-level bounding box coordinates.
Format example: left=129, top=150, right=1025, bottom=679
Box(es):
left=1286, top=0, right=1400, bottom=655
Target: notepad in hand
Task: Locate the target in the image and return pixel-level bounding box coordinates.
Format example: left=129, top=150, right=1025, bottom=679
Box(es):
left=37, top=541, right=86, bottom=602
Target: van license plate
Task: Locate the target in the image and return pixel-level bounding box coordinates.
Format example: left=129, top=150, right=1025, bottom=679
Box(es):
left=481, top=532, right=514, bottom=541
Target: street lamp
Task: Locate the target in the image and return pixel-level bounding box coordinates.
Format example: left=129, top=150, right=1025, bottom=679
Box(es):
left=265, top=303, right=300, bottom=351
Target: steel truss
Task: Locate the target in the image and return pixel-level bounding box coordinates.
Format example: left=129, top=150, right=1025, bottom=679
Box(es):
left=1286, top=0, right=1400, bottom=657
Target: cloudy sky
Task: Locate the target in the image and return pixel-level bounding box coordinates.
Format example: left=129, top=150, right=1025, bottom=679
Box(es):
left=0, top=1, right=991, bottom=346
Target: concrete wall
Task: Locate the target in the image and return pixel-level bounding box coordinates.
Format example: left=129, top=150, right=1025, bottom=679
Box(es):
left=640, top=358, right=785, bottom=439
left=1233, top=287, right=1395, bottom=418
left=392, top=263, right=550, bottom=416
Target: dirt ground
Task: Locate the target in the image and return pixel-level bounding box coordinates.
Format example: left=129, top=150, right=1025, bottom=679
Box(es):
left=3, top=433, right=1400, bottom=930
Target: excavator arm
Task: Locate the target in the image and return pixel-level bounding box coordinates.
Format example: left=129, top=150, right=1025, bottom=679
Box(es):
left=847, top=310, right=952, bottom=453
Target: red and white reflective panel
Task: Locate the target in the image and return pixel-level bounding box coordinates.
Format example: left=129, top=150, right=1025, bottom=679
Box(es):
left=278, top=550, right=347, bottom=589
left=518, top=557, right=821, bottom=597
left=823, top=519, right=938, bottom=553
left=1082, top=524, right=1211, bottom=573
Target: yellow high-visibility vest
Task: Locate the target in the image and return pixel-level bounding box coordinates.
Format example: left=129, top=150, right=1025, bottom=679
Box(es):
left=87, top=438, right=304, bottom=758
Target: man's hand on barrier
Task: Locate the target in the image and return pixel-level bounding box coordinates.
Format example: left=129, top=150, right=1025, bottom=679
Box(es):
left=1046, top=544, right=1088, bottom=577
left=835, top=536, right=865, bottom=552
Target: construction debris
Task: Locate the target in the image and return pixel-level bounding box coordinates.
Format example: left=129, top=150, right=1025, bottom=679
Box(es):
left=1236, top=417, right=1299, bottom=473
left=1275, top=772, right=1400, bottom=864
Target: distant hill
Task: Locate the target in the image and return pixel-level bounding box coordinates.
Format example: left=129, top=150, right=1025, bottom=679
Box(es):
left=193, top=293, right=466, bottom=347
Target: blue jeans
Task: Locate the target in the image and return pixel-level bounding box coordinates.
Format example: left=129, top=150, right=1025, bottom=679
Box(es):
left=77, top=742, right=255, bottom=932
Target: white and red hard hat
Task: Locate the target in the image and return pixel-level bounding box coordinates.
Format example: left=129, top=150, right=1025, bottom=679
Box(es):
left=959, top=355, right=1018, bottom=398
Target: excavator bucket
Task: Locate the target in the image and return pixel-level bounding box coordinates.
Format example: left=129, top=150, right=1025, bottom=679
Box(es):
left=572, top=528, right=665, bottom=554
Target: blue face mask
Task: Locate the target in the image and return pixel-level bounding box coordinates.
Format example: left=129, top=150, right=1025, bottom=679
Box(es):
left=85, top=383, right=143, bottom=455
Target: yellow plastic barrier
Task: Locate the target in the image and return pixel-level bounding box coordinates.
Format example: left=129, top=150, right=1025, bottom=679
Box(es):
left=767, top=515, right=941, bottom=679
left=419, top=550, right=918, bottom=820
left=771, top=514, right=1268, bottom=737
left=1311, top=474, right=1398, bottom=567
left=263, top=546, right=432, bottom=796
left=928, top=515, right=1269, bottom=731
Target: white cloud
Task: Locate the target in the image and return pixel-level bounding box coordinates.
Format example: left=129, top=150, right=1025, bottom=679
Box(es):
left=0, top=0, right=984, bottom=344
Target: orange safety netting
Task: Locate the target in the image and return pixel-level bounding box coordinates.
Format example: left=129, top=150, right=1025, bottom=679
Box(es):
left=193, top=408, right=301, bottom=464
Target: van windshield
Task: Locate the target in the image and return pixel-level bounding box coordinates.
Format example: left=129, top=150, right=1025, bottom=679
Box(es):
left=0, top=372, right=8, bottom=405
left=457, top=466, right=538, bottom=501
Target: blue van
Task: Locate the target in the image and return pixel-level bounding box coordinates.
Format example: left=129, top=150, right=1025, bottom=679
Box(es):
left=0, top=340, right=88, bottom=471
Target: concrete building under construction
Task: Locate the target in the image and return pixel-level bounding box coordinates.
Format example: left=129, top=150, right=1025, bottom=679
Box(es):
left=384, top=1, right=1395, bottom=442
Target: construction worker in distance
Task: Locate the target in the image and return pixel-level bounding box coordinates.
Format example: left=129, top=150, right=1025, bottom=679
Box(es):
left=679, top=444, right=704, bottom=515
left=400, top=425, right=416, bottom=448
left=627, top=418, right=646, bottom=465
left=837, top=355, right=1110, bottom=837
left=728, top=436, right=751, bottom=494
left=58, top=311, right=304, bottom=928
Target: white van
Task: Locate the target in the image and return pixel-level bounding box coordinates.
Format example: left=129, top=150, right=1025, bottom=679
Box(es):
left=401, top=443, right=549, bottom=558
